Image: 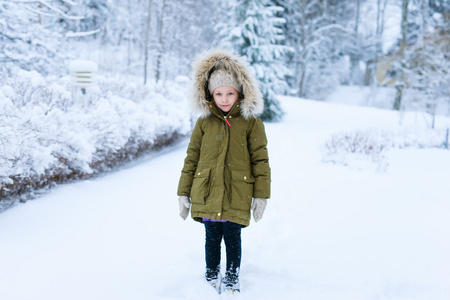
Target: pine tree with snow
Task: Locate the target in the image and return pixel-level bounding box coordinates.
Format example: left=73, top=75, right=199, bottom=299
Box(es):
left=218, top=0, right=290, bottom=122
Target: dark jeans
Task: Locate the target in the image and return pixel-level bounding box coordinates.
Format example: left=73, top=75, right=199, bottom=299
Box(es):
left=204, top=221, right=243, bottom=276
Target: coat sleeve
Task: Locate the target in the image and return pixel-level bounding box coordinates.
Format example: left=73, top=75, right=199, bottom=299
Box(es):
left=247, top=118, right=271, bottom=199
left=177, top=118, right=204, bottom=197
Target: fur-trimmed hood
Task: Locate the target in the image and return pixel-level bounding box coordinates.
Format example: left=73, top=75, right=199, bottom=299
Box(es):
left=190, top=48, right=264, bottom=119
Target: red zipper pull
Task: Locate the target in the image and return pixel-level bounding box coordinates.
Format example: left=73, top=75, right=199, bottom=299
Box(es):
left=224, top=117, right=231, bottom=127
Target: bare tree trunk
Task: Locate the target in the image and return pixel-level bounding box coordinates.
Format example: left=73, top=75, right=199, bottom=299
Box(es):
left=393, top=0, right=409, bottom=110
left=349, top=0, right=361, bottom=85
left=127, top=0, right=131, bottom=68
left=298, top=0, right=306, bottom=97
left=37, top=3, right=42, bottom=24
left=371, top=0, right=388, bottom=86
left=144, top=0, right=153, bottom=85
left=155, top=0, right=167, bottom=84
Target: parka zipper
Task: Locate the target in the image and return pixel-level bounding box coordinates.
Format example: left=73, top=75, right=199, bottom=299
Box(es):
left=224, top=116, right=231, bottom=127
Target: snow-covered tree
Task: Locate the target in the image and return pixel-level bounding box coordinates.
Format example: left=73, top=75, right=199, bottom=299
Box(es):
left=0, top=1, right=65, bottom=75
left=276, top=0, right=352, bottom=99
left=392, top=0, right=410, bottom=111
left=218, top=0, right=290, bottom=121
left=396, top=0, right=449, bottom=123
left=348, top=0, right=363, bottom=85
left=364, top=0, right=389, bottom=86
left=145, top=0, right=218, bottom=84
left=0, top=0, right=110, bottom=76
left=165, top=0, right=218, bottom=77
left=389, top=0, right=449, bottom=117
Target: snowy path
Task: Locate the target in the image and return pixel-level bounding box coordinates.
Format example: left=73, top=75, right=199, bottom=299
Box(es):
left=1, top=97, right=450, bottom=300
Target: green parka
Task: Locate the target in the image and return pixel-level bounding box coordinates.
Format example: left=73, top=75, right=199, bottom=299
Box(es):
left=177, top=48, right=271, bottom=227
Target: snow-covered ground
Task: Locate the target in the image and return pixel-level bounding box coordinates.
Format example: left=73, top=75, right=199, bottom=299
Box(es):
left=1, top=96, right=449, bottom=300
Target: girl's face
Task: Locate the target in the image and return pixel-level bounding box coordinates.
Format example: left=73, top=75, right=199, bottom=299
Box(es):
left=212, top=86, right=239, bottom=113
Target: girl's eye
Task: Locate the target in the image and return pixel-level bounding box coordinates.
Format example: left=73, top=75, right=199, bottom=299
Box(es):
left=228, top=93, right=234, bottom=95
left=216, top=93, right=222, bottom=96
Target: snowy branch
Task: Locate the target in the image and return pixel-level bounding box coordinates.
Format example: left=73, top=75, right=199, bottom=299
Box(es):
left=66, top=28, right=102, bottom=38
left=61, top=0, right=77, bottom=5
left=313, top=23, right=352, bottom=35
left=24, top=5, right=56, bottom=17
left=11, top=0, right=84, bottom=20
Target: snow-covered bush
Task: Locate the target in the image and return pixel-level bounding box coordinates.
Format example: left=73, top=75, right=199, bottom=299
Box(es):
left=0, top=70, right=191, bottom=210
left=322, top=128, right=446, bottom=172
left=322, top=129, right=388, bottom=172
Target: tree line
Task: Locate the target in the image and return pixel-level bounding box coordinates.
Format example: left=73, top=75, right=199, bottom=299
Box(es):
left=0, top=0, right=448, bottom=121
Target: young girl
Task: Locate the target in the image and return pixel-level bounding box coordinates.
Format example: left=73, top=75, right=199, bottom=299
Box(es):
left=177, top=48, right=271, bottom=293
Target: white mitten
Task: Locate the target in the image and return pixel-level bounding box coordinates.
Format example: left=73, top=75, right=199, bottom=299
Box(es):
left=178, top=196, right=191, bottom=220
left=251, top=198, right=267, bottom=222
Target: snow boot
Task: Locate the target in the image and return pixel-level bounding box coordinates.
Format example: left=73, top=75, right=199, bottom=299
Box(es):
left=222, top=271, right=240, bottom=293
left=206, top=267, right=222, bottom=294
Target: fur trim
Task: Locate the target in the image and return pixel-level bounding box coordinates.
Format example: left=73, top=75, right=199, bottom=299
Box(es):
left=190, top=48, right=264, bottom=119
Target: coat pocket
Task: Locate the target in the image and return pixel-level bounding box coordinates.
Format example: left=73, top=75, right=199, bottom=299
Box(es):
left=190, top=168, right=211, bottom=205
left=230, top=170, right=255, bottom=211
